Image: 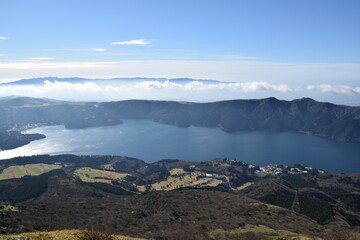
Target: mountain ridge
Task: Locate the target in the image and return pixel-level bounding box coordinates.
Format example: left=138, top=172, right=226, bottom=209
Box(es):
left=0, top=96, right=359, bottom=151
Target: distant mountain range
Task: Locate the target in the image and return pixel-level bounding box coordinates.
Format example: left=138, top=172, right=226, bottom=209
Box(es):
left=0, top=77, right=222, bottom=85
left=0, top=96, right=359, bottom=151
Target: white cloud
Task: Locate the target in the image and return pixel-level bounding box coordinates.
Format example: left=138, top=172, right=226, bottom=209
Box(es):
left=0, top=54, right=4, bottom=56
left=0, top=36, right=8, bottom=40
left=0, top=79, right=292, bottom=102
left=112, top=39, right=151, bottom=45
left=122, top=80, right=290, bottom=93
left=92, top=48, right=107, bottom=52
left=307, top=84, right=360, bottom=95
left=28, top=57, right=55, bottom=60
left=0, top=78, right=359, bottom=105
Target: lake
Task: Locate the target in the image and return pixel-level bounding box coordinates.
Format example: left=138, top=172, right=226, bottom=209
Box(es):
left=0, top=120, right=359, bottom=173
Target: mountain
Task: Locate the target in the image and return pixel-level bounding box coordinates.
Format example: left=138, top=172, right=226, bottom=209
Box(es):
left=100, top=97, right=360, bottom=141
left=0, top=77, right=222, bottom=86
left=0, top=97, right=359, bottom=151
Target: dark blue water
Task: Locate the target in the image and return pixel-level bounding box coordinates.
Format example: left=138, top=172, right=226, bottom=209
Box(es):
left=1, top=120, right=359, bottom=173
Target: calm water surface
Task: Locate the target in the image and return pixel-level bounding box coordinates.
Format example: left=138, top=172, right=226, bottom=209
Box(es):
left=0, top=120, right=359, bottom=173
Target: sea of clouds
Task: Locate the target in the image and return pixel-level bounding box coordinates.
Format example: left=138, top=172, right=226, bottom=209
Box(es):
left=0, top=79, right=359, bottom=105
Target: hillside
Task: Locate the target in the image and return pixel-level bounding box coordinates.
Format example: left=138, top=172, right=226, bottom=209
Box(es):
left=0, top=155, right=360, bottom=239
left=0, top=230, right=144, bottom=240
left=100, top=97, right=360, bottom=141
left=0, top=172, right=323, bottom=239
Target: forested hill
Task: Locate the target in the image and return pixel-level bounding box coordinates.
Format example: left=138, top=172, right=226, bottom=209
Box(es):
left=0, top=97, right=359, bottom=149
left=100, top=97, right=360, bottom=142
left=1, top=154, right=360, bottom=238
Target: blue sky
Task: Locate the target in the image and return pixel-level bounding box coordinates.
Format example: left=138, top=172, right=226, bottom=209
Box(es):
left=1, top=0, right=359, bottom=62
left=0, top=0, right=359, bottom=104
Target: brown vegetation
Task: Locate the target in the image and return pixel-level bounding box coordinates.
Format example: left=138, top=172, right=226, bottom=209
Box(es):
left=77, top=229, right=114, bottom=240
left=0, top=174, right=323, bottom=239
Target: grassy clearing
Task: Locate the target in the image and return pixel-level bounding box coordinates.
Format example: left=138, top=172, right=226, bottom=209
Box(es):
left=74, top=167, right=128, bottom=184
left=209, top=224, right=319, bottom=240
left=0, top=229, right=144, bottom=240
left=169, top=168, right=186, bottom=175
left=26, top=165, right=43, bottom=174
left=0, top=164, right=62, bottom=180
left=148, top=168, right=224, bottom=191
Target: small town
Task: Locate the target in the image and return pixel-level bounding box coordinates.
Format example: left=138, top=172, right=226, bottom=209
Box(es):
left=251, top=163, right=325, bottom=177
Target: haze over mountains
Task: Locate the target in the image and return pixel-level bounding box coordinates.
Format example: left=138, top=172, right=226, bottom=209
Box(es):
left=0, top=77, right=222, bottom=86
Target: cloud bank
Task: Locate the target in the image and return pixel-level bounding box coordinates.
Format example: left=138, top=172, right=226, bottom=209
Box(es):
left=307, top=84, right=360, bottom=95
left=0, top=80, right=292, bottom=102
